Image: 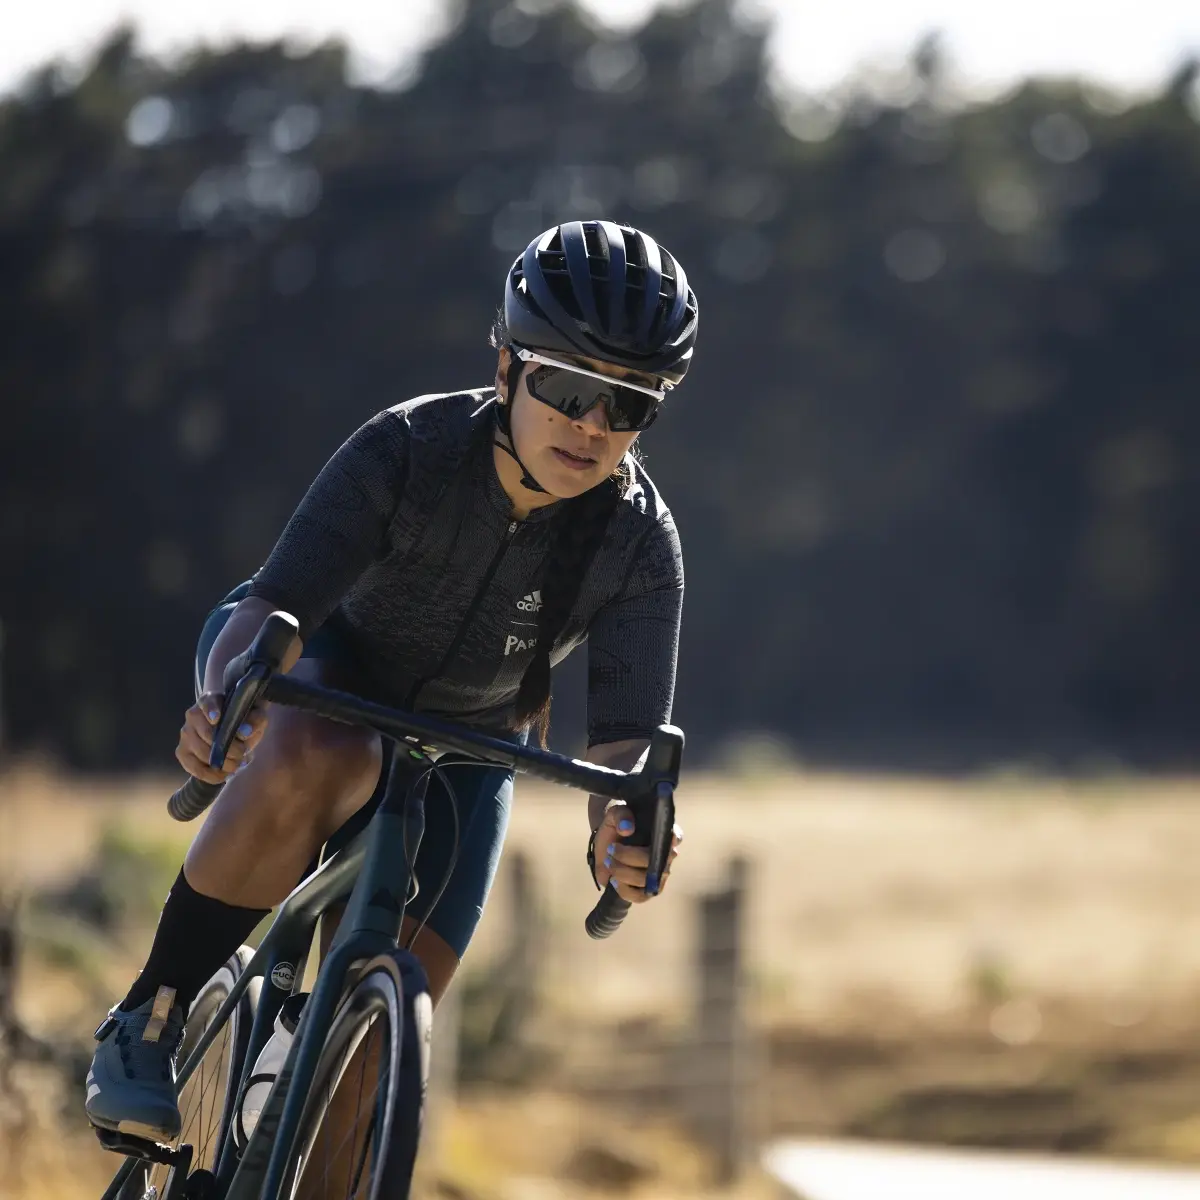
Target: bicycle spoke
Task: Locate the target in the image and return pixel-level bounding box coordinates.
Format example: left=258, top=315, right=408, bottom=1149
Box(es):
left=294, top=1008, right=393, bottom=1200
left=187, top=1022, right=225, bottom=1160
left=345, top=1019, right=370, bottom=1199
left=199, top=1029, right=219, bottom=1157
left=196, top=1042, right=209, bottom=1138
left=316, top=1064, right=383, bottom=1196
left=349, top=1107, right=378, bottom=1198
left=152, top=995, right=234, bottom=1189
left=177, top=1035, right=206, bottom=1135
left=198, top=1024, right=231, bottom=1161
left=321, top=1031, right=353, bottom=1194
left=152, top=1023, right=201, bottom=1189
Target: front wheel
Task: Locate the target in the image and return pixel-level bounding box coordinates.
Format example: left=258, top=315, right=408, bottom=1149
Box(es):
left=280, top=951, right=431, bottom=1200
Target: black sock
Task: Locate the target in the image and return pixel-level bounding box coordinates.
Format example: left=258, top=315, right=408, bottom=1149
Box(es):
left=121, top=869, right=270, bottom=1014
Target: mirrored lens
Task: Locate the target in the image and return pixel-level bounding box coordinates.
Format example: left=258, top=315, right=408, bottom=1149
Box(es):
left=527, top=366, right=656, bottom=431
left=605, top=387, right=656, bottom=431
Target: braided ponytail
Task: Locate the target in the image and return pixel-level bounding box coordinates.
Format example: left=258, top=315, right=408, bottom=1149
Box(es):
left=513, top=471, right=623, bottom=746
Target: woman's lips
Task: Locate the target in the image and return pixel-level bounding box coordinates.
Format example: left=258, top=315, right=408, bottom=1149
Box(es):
left=552, top=447, right=598, bottom=470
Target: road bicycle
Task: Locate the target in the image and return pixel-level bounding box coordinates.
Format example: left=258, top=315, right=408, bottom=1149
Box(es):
left=98, top=610, right=681, bottom=1200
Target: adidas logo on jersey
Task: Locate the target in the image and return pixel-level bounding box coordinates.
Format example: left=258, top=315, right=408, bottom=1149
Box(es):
left=516, top=590, right=543, bottom=613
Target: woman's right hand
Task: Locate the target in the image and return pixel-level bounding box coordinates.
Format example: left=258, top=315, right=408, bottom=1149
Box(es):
left=176, top=691, right=269, bottom=784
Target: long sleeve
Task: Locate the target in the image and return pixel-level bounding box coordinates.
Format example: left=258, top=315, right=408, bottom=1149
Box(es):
left=245, top=409, right=409, bottom=640
left=585, top=512, right=684, bottom=745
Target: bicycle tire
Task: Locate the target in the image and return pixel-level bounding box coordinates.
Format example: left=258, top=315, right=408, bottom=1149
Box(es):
left=116, top=946, right=259, bottom=1199
left=277, top=950, right=430, bottom=1200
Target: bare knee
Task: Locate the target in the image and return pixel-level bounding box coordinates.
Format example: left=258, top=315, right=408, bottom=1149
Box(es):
left=237, top=708, right=382, bottom=841
left=403, top=919, right=461, bottom=1008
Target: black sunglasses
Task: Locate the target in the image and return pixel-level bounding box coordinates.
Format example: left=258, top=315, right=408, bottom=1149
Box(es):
left=515, top=349, right=665, bottom=432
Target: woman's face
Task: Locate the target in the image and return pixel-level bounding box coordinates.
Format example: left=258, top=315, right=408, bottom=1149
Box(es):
left=497, top=347, right=657, bottom=500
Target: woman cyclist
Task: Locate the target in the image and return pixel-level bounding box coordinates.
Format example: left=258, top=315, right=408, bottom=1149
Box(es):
left=84, top=219, right=698, bottom=1147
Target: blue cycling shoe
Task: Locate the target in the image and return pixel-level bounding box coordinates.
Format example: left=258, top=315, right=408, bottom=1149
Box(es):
left=85, top=987, right=186, bottom=1146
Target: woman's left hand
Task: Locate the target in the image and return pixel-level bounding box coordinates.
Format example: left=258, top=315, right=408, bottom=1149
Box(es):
left=591, top=803, right=683, bottom=903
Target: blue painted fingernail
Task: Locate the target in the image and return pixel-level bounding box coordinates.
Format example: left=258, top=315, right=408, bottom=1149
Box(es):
left=610, top=878, right=620, bottom=890
left=238, top=722, right=253, bottom=738
left=604, top=851, right=613, bottom=867
left=207, top=709, right=220, bottom=722
left=618, top=819, right=634, bottom=834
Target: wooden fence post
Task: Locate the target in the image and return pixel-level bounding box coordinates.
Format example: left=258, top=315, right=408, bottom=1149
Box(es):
left=488, top=848, right=540, bottom=1050
left=685, top=857, right=752, bottom=1185
left=0, top=892, right=30, bottom=1168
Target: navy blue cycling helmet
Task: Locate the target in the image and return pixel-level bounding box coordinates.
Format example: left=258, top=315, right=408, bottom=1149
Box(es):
left=504, top=220, right=699, bottom=387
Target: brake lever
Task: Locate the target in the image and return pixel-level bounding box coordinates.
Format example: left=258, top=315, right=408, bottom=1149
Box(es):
left=209, top=612, right=299, bottom=771
left=619, top=725, right=683, bottom=892
left=643, top=781, right=675, bottom=896
left=633, top=720, right=681, bottom=892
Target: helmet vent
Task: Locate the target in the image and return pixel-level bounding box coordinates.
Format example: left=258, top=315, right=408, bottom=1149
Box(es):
left=543, top=263, right=584, bottom=322
left=506, top=220, right=697, bottom=384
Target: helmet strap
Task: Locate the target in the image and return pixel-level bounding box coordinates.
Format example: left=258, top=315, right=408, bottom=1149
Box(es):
left=493, top=395, right=551, bottom=496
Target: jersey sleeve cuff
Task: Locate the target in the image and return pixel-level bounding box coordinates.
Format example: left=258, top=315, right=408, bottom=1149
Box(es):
left=242, top=581, right=316, bottom=642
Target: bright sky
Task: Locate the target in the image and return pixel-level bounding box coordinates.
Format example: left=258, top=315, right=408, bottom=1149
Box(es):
left=6, top=0, right=1200, bottom=100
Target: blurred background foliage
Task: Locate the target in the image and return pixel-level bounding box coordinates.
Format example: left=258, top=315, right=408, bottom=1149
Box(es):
left=1, top=0, right=1197, bottom=771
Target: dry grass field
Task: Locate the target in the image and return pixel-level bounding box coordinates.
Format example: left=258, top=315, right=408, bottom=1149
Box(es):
left=1, top=761, right=1198, bottom=1197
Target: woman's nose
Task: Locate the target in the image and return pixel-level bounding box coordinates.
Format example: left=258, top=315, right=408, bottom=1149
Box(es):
left=573, top=404, right=608, bottom=434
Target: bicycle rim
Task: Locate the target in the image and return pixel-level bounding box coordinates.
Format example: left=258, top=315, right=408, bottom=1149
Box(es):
left=282, top=960, right=422, bottom=1200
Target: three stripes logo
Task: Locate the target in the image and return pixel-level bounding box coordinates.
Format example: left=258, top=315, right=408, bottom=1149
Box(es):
left=506, top=590, right=542, bottom=656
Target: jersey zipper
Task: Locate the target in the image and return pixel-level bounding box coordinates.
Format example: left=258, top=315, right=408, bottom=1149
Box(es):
left=404, top=519, right=521, bottom=710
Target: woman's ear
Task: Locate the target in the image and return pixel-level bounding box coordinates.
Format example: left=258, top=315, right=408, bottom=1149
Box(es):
left=495, top=345, right=512, bottom=403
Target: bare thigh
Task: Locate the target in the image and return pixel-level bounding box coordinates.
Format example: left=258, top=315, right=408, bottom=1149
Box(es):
left=184, top=658, right=384, bottom=909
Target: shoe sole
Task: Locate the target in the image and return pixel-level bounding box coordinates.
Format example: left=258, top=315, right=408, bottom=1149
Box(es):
left=119, top=1118, right=180, bottom=1144
left=89, top=1114, right=180, bottom=1145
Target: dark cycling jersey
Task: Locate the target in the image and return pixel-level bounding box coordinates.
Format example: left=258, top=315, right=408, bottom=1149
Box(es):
left=245, top=389, right=683, bottom=745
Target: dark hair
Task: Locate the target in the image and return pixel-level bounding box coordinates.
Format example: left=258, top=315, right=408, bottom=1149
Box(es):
left=489, top=307, right=508, bottom=350
left=490, top=308, right=524, bottom=406
left=489, top=308, right=628, bottom=747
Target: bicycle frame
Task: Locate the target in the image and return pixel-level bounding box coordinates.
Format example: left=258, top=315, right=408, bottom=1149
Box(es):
left=102, top=658, right=683, bottom=1200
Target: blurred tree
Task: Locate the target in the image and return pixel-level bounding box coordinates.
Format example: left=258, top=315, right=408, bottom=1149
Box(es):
left=0, top=0, right=1196, bottom=770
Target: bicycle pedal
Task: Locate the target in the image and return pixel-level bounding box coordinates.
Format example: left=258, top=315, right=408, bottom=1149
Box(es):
left=93, top=1126, right=189, bottom=1166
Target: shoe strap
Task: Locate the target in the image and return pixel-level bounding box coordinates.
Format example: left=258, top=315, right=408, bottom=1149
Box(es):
left=143, top=986, right=178, bottom=1044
